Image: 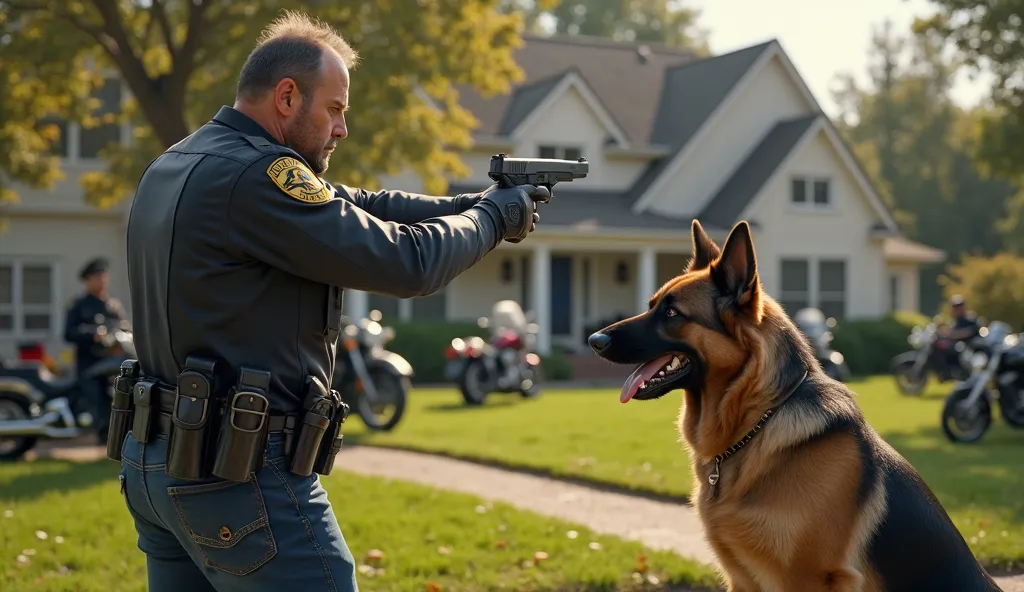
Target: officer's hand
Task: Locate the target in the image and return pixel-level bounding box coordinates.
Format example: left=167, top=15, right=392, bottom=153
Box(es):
left=477, top=184, right=550, bottom=243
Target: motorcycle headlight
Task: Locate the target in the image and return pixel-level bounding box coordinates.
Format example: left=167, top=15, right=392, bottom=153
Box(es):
left=1005, top=334, right=1020, bottom=348
left=970, top=352, right=988, bottom=370
left=829, top=351, right=844, bottom=365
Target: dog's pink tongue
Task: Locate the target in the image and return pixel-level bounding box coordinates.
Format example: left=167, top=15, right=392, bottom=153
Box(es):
left=620, top=355, right=674, bottom=404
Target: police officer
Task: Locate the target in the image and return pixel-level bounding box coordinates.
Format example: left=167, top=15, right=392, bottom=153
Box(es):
left=117, top=10, right=550, bottom=592
left=64, top=257, right=125, bottom=441
left=941, top=294, right=981, bottom=368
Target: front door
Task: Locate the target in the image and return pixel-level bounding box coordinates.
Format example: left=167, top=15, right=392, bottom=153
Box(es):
left=551, top=256, right=572, bottom=336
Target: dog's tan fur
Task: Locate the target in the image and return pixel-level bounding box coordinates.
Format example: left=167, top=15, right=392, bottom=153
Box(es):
left=657, top=222, right=885, bottom=591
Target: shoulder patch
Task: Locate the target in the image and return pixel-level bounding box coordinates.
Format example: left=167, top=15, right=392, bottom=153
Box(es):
left=266, top=157, right=332, bottom=204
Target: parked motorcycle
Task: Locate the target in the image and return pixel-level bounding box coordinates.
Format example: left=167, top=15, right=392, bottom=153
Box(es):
left=0, top=317, right=135, bottom=461
left=444, top=300, right=544, bottom=406
left=332, top=310, right=412, bottom=432
left=793, top=308, right=850, bottom=382
left=940, top=321, right=1024, bottom=444
left=890, top=321, right=974, bottom=396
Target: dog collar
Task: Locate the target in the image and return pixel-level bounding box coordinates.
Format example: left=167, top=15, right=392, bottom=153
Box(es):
left=707, top=371, right=809, bottom=496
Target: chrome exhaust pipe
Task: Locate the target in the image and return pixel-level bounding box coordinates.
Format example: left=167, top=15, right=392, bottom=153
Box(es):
left=0, top=412, right=82, bottom=438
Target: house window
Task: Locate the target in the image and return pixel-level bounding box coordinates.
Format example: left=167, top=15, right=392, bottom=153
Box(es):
left=779, top=259, right=810, bottom=314
left=39, top=78, right=126, bottom=162
left=790, top=177, right=832, bottom=208
left=538, top=145, right=583, bottom=160
left=0, top=261, right=58, bottom=337
left=818, top=260, right=846, bottom=320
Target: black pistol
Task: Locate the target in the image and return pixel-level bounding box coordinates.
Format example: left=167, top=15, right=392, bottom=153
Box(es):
left=487, top=153, right=589, bottom=202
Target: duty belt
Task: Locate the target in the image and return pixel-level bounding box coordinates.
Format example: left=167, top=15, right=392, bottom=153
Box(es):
left=104, top=357, right=348, bottom=483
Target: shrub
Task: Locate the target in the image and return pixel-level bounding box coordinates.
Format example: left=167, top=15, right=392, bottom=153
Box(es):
left=830, top=312, right=930, bottom=376
left=940, top=252, right=1024, bottom=332
left=385, top=321, right=572, bottom=384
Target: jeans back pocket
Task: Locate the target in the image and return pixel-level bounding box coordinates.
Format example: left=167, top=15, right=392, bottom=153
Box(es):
left=167, top=478, right=277, bottom=576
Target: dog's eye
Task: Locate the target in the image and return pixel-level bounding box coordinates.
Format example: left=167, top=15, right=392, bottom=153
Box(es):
left=664, top=307, right=685, bottom=319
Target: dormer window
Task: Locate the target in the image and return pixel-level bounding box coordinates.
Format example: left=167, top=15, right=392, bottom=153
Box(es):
left=539, top=145, right=582, bottom=161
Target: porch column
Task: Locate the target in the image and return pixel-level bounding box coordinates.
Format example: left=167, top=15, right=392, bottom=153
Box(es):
left=636, top=247, right=657, bottom=314
left=531, top=244, right=552, bottom=355
left=345, top=289, right=369, bottom=320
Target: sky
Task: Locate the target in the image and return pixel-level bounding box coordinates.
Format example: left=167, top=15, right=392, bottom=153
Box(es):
left=688, top=0, right=993, bottom=117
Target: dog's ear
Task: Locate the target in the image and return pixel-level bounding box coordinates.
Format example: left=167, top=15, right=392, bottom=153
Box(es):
left=711, top=221, right=763, bottom=320
left=687, top=219, right=721, bottom=272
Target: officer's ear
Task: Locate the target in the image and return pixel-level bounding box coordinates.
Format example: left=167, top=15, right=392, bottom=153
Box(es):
left=275, top=78, right=301, bottom=116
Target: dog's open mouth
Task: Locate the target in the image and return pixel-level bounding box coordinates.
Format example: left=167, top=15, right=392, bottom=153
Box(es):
left=620, top=354, right=691, bottom=403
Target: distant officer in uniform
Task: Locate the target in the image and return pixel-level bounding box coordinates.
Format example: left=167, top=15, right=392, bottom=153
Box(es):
left=64, top=257, right=125, bottom=440
left=116, top=10, right=549, bottom=592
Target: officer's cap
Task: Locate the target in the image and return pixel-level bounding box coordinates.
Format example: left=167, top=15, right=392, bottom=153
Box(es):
left=949, top=294, right=965, bottom=306
left=79, top=257, right=110, bottom=280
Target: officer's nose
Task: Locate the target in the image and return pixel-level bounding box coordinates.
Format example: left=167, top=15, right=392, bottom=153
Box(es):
left=588, top=331, right=611, bottom=353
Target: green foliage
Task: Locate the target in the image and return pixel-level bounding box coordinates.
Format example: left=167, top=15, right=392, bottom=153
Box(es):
left=0, top=0, right=530, bottom=208
left=830, top=312, right=929, bottom=376
left=502, top=0, right=709, bottom=53
left=915, top=0, right=1024, bottom=180
left=940, top=252, right=1024, bottom=332
left=387, top=321, right=571, bottom=383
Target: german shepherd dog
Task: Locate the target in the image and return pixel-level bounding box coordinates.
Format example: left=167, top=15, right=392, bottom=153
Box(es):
left=588, top=220, right=1001, bottom=591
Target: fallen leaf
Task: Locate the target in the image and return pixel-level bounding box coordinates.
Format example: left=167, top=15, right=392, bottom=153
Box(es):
left=647, top=574, right=661, bottom=585
left=635, top=554, right=649, bottom=573
left=357, top=564, right=375, bottom=576
left=425, top=582, right=443, bottom=592
left=366, top=549, right=384, bottom=562
left=54, top=536, right=64, bottom=544
left=437, top=546, right=452, bottom=555
left=496, top=540, right=508, bottom=549
left=35, top=531, right=48, bottom=540
left=3, top=510, right=12, bottom=518
left=475, top=505, right=487, bottom=514
left=16, top=555, right=29, bottom=566
left=566, top=530, right=578, bottom=539
left=533, top=551, right=549, bottom=562
left=21, top=549, right=36, bottom=556
left=588, top=542, right=602, bottom=551
left=520, top=560, right=534, bottom=568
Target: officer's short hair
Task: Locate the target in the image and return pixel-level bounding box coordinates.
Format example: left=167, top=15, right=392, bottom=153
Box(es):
left=236, top=10, right=359, bottom=103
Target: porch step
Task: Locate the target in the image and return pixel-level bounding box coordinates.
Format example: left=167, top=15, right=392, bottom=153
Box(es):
left=564, top=354, right=631, bottom=382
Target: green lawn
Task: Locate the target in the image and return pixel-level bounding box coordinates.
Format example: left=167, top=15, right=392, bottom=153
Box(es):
left=0, top=460, right=717, bottom=592
left=345, top=376, right=1024, bottom=571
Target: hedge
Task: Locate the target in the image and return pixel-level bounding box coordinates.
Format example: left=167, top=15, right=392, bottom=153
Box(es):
left=830, top=311, right=932, bottom=376
left=384, top=321, right=572, bottom=384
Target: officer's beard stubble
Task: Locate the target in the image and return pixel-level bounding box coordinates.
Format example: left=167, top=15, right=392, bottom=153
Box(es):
left=284, top=101, right=336, bottom=176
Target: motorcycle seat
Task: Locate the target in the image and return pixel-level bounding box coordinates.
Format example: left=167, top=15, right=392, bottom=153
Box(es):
left=3, top=364, right=77, bottom=398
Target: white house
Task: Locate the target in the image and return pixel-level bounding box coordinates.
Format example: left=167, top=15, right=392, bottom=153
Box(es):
left=0, top=35, right=944, bottom=362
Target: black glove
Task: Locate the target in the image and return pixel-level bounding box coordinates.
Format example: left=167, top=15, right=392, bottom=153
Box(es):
left=473, top=184, right=551, bottom=243
left=451, top=187, right=489, bottom=213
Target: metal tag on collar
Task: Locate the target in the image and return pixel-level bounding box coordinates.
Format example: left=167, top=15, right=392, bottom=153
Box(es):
left=708, top=456, right=722, bottom=486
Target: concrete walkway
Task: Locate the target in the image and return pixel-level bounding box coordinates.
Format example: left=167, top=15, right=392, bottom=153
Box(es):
left=30, top=440, right=1024, bottom=590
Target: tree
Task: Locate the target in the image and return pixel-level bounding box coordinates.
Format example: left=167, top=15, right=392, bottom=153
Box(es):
left=502, top=0, right=709, bottom=53
left=831, top=20, right=1020, bottom=313
left=0, top=1, right=531, bottom=210
left=915, top=0, right=1024, bottom=179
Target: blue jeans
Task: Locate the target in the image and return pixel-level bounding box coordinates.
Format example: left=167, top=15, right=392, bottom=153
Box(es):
left=118, top=431, right=358, bottom=591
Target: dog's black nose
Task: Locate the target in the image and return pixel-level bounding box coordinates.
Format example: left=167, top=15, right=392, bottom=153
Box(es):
left=588, top=331, right=611, bottom=353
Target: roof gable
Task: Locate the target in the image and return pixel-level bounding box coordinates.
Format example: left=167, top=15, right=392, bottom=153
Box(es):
left=500, top=69, right=630, bottom=146
left=698, top=115, right=819, bottom=228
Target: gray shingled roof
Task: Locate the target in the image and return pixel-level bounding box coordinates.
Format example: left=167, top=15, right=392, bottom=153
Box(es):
left=698, top=115, right=820, bottom=227
left=453, top=35, right=804, bottom=229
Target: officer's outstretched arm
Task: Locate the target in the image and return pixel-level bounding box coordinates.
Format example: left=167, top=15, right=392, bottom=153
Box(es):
left=230, top=155, right=503, bottom=298
left=332, top=183, right=467, bottom=224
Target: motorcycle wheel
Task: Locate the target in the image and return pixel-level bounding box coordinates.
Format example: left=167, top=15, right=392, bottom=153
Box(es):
left=941, top=387, right=992, bottom=444
left=459, top=358, right=492, bottom=406
left=892, top=361, right=927, bottom=396
left=0, top=393, right=38, bottom=462
left=997, top=384, right=1024, bottom=428
left=356, top=366, right=409, bottom=432
left=519, top=362, right=543, bottom=399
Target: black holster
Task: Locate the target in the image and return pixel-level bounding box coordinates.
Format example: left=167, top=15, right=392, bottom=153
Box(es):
left=289, top=376, right=334, bottom=477
left=166, top=356, right=219, bottom=481
left=312, top=390, right=349, bottom=476
left=211, top=367, right=272, bottom=482
left=131, top=379, right=158, bottom=444
left=106, top=359, right=140, bottom=461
